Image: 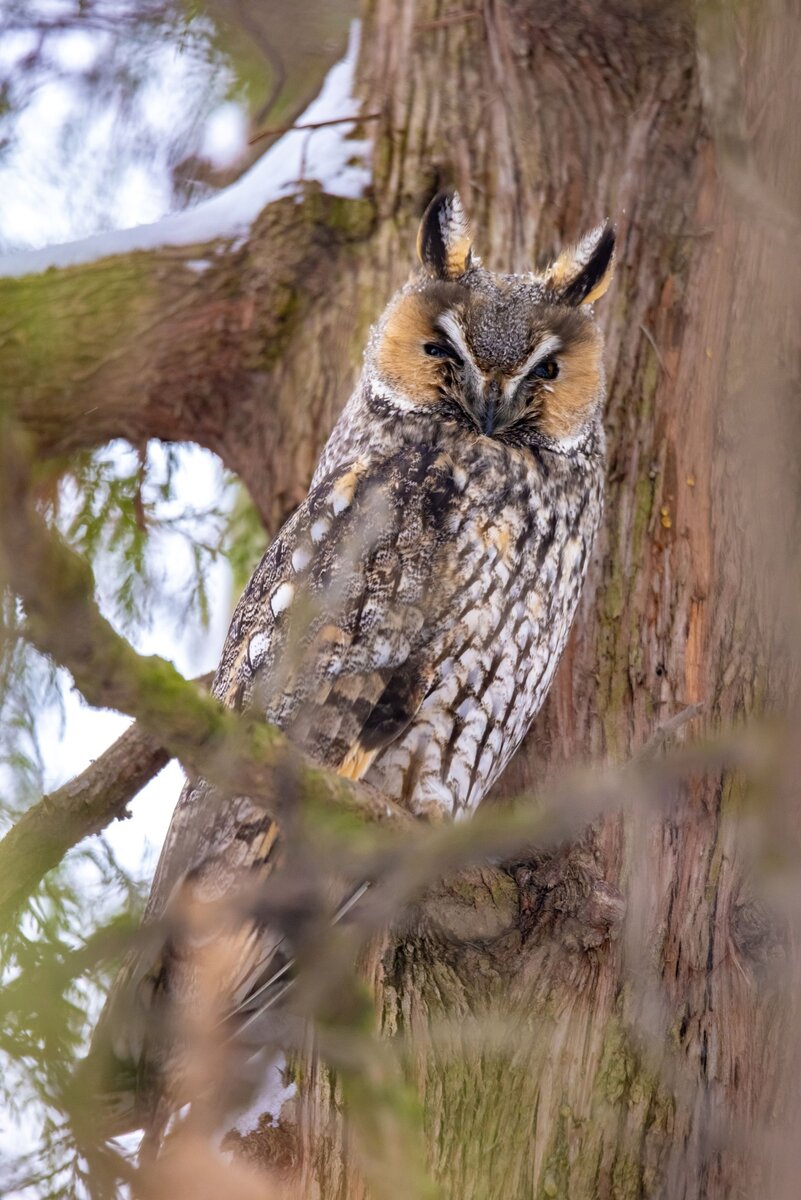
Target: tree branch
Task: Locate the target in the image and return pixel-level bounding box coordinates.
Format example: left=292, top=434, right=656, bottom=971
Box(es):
left=248, top=112, right=382, bottom=146
left=0, top=418, right=411, bottom=896
left=0, top=672, right=216, bottom=930
left=0, top=189, right=377, bottom=530
left=0, top=723, right=169, bottom=930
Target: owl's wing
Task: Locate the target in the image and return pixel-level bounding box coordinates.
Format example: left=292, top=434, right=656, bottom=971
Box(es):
left=89, top=446, right=460, bottom=1131
left=214, top=444, right=458, bottom=777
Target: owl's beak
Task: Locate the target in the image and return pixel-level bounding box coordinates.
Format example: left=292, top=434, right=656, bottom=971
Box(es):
left=481, top=379, right=501, bottom=435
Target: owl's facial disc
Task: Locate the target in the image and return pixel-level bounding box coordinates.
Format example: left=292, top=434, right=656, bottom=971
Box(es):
left=374, top=288, right=603, bottom=447
left=372, top=191, right=615, bottom=446
left=374, top=286, right=468, bottom=409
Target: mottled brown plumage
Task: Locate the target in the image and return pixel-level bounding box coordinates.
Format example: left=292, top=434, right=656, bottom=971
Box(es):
left=89, top=191, right=615, bottom=1136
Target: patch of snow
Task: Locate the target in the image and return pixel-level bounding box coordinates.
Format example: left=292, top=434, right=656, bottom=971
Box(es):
left=115, top=160, right=173, bottom=230
left=224, top=1052, right=297, bottom=1139
left=0, top=21, right=371, bottom=278
left=0, top=29, right=39, bottom=71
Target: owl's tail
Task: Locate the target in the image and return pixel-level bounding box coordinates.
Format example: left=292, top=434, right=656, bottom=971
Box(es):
left=227, top=879, right=371, bottom=1036
left=69, top=875, right=372, bottom=1154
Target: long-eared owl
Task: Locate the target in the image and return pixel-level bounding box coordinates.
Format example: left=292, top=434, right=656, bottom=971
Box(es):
left=92, top=192, right=615, bottom=1134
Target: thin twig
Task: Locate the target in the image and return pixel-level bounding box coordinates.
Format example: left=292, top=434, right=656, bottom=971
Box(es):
left=248, top=112, right=382, bottom=147
left=639, top=323, right=675, bottom=381
left=633, top=703, right=705, bottom=763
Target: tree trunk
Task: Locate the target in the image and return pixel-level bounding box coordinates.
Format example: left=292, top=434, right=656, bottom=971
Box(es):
left=4, top=1, right=800, bottom=1196
left=220, top=3, right=801, bottom=1197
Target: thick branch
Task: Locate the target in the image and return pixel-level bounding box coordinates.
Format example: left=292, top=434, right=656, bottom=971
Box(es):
left=0, top=722, right=169, bottom=929
left=0, top=190, right=377, bottom=529
left=0, top=672, right=215, bottom=930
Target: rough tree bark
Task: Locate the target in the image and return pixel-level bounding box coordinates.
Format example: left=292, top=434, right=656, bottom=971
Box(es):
left=3, top=0, right=800, bottom=1197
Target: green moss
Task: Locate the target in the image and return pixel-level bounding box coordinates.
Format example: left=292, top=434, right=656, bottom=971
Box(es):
left=631, top=473, right=656, bottom=562
left=295, top=187, right=377, bottom=245
left=481, top=868, right=518, bottom=910
left=639, top=347, right=660, bottom=427
left=537, top=1103, right=571, bottom=1200
left=445, top=874, right=486, bottom=905
left=283, top=1052, right=305, bottom=1088
left=598, top=1019, right=632, bottom=1106
left=611, top=1153, right=641, bottom=1200
left=243, top=279, right=305, bottom=371
left=339, top=1039, right=442, bottom=1200
left=0, top=258, right=156, bottom=406
left=372, top=132, right=395, bottom=190
left=596, top=1015, right=660, bottom=1114
left=299, top=769, right=378, bottom=839
left=604, top=569, right=624, bottom=624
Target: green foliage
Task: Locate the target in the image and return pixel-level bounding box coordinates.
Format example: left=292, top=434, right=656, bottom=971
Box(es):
left=0, top=838, right=146, bottom=1199
left=0, top=438, right=264, bottom=816
left=56, top=442, right=214, bottom=634
left=0, top=597, right=61, bottom=802
left=222, top=482, right=269, bottom=595
left=55, top=440, right=268, bottom=634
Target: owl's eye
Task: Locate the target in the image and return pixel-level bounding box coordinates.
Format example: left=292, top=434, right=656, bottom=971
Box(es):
left=530, top=359, right=559, bottom=381
left=424, top=342, right=462, bottom=366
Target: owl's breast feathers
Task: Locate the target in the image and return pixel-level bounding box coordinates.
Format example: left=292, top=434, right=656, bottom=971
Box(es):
left=212, top=439, right=600, bottom=804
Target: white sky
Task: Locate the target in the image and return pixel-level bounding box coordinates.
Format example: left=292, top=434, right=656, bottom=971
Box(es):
left=38, top=443, right=236, bottom=877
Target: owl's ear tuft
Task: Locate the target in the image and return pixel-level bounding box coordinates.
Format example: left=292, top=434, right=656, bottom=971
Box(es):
left=545, top=223, right=616, bottom=306
left=417, top=191, right=473, bottom=280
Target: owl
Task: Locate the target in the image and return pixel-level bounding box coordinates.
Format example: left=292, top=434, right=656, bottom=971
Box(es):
left=89, top=192, right=615, bottom=1137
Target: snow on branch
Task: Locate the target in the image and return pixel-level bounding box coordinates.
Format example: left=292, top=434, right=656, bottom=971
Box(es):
left=0, top=22, right=372, bottom=280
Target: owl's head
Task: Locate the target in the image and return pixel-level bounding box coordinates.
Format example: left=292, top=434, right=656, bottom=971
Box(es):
left=369, top=192, right=615, bottom=451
